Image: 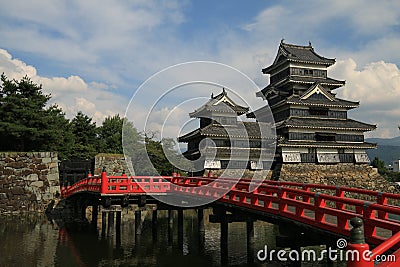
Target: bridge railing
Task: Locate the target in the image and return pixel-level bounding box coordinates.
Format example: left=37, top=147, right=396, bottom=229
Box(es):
left=372, top=231, right=400, bottom=266
left=168, top=176, right=400, bottom=250
left=60, top=174, right=102, bottom=198
left=60, top=171, right=172, bottom=197
left=104, top=173, right=171, bottom=195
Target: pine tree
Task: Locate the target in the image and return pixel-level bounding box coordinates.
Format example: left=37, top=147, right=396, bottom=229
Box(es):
left=69, top=111, right=98, bottom=159
left=0, top=74, right=72, bottom=155
left=97, top=114, right=124, bottom=154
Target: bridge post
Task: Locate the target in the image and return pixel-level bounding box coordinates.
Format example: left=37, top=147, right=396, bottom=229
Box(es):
left=178, top=209, right=184, bottom=251
left=135, top=209, right=142, bottom=235
left=107, top=211, right=114, bottom=237
left=116, top=210, right=121, bottom=247
left=198, top=208, right=205, bottom=233
left=347, top=217, right=373, bottom=267
left=219, top=210, right=229, bottom=266
left=198, top=208, right=205, bottom=252
left=152, top=209, right=158, bottom=241
left=91, top=205, right=98, bottom=226
left=246, top=219, right=255, bottom=264
left=101, top=211, right=107, bottom=237
left=168, top=209, right=173, bottom=245
left=101, top=167, right=108, bottom=194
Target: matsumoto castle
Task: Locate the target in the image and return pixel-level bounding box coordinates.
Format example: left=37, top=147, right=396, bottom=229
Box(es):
left=178, top=40, right=376, bottom=174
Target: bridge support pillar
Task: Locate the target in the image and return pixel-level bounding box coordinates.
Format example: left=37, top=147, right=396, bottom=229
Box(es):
left=220, top=211, right=228, bottom=266
left=168, top=209, right=173, bottom=245
left=198, top=208, right=205, bottom=252
left=101, top=211, right=107, bottom=237
left=152, top=209, right=158, bottom=241
left=135, top=210, right=142, bottom=235
left=91, top=205, right=98, bottom=226
left=198, top=208, right=205, bottom=233
left=178, top=209, right=184, bottom=251
left=246, top=220, right=255, bottom=264
left=116, top=210, right=121, bottom=230
left=107, top=211, right=114, bottom=237
left=116, top=211, right=121, bottom=247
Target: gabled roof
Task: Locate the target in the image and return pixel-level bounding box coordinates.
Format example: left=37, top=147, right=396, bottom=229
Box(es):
left=300, top=83, right=335, bottom=101
left=178, top=122, right=271, bottom=142
left=258, top=76, right=345, bottom=96
left=279, top=140, right=377, bottom=149
left=182, top=147, right=274, bottom=160
left=263, top=40, right=336, bottom=74
left=189, top=88, right=249, bottom=118
left=277, top=117, right=376, bottom=131
left=286, top=95, right=359, bottom=109
left=288, top=76, right=345, bottom=87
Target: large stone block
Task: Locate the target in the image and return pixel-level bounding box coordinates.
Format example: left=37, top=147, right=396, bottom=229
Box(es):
left=11, top=187, right=25, bottom=195
left=32, top=158, right=42, bottom=164
left=49, top=186, right=59, bottom=195
left=31, top=181, right=44, bottom=188
left=2, top=168, right=15, bottom=176
left=47, top=173, right=59, bottom=182
left=7, top=161, right=27, bottom=169
left=4, top=157, right=15, bottom=163
left=41, top=192, right=53, bottom=201
left=48, top=162, right=57, bottom=168
left=37, top=164, right=48, bottom=170
left=41, top=157, right=52, bottom=164
left=25, top=174, right=38, bottom=181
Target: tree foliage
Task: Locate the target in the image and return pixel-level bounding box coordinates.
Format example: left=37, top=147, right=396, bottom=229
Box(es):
left=371, top=157, right=388, bottom=175
left=0, top=74, right=72, bottom=156
left=69, top=111, right=98, bottom=159
left=97, top=114, right=124, bottom=154
left=371, top=157, right=400, bottom=183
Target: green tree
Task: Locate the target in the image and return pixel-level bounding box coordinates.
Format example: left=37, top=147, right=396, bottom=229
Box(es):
left=144, top=135, right=183, bottom=175
left=97, top=114, right=124, bottom=154
left=0, top=74, right=73, bottom=155
left=69, top=111, right=98, bottom=159
left=371, top=157, right=388, bottom=175
left=122, top=120, right=149, bottom=175
left=40, top=106, right=74, bottom=160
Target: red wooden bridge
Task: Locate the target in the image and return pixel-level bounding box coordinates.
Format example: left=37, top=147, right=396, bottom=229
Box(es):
left=61, top=171, right=400, bottom=266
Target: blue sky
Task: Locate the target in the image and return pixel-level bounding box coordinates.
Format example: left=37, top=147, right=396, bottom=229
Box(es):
left=0, top=0, right=400, bottom=138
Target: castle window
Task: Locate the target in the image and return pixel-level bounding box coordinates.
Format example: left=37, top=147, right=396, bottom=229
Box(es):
left=308, top=148, right=316, bottom=153
left=291, top=68, right=326, bottom=78
left=270, top=68, right=290, bottom=84
left=309, top=107, right=328, bottom=116
left=315, top=133, right=336, bottom=142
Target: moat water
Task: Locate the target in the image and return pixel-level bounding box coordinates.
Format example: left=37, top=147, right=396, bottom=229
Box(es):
left=0, top=210, right=347, bottom=267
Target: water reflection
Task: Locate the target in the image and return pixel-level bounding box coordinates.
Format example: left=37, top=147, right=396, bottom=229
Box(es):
left=0, top=210, right=345, bottom=267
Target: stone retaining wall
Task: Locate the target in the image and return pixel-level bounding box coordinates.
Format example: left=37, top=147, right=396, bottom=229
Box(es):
left=94, top=154, right=131, bottom=176
left=206, top=169, right=272, bottom=179
left=0, top=152, right=60, bottom=213
left=279, top=163, right=399, bottom=204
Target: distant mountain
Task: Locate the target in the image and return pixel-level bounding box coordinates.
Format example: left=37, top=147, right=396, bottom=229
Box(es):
left=366, top=136, right=400, bottom=146
left=366, top=136, right=400, bottom=165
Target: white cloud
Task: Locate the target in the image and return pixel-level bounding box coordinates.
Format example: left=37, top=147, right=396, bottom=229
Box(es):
left=0, top=49, right=37, bottom=78
left=38, top=76, right=88, bottom=95
left=0, top=48, right=126, bottom=125
left=0, top=0, right=188, bottom=87
left=331, top=59, right=400, bottom=138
